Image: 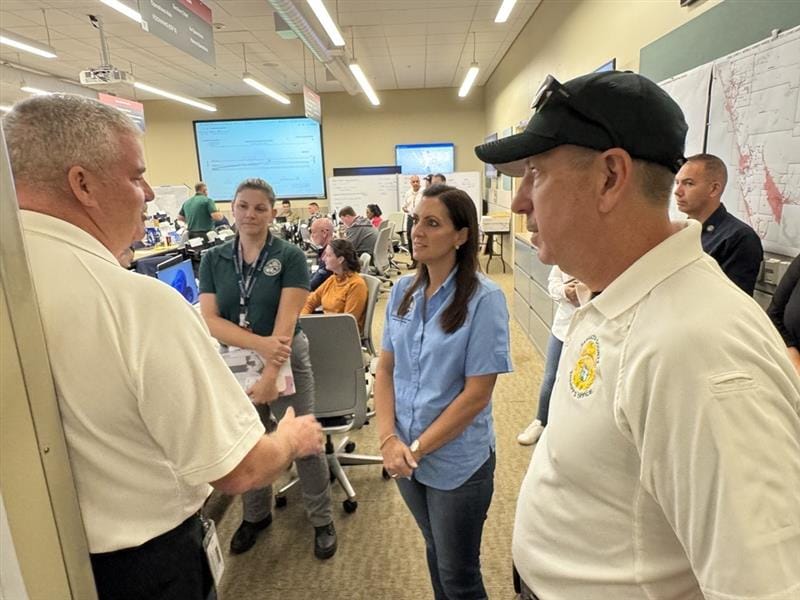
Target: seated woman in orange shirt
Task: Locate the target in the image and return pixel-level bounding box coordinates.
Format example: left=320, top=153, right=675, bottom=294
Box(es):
left=302, top=239, right=368, bottom=332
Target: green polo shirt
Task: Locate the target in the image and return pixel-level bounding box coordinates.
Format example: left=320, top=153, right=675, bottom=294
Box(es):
left=180, top=194, right=218, bottom=232
left=199, top=236, right=309, bottom=336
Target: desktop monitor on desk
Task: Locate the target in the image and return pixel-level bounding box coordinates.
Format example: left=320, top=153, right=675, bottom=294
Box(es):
left=156, top=258, right=199, bottom=305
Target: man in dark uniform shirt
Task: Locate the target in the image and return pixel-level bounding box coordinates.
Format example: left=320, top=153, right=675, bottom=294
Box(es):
left=674, top=153, right=763, bottom=294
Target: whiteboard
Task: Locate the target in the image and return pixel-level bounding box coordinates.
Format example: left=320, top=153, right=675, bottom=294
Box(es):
left=327, top=175, right=400, bottom=217
left=398, top=171, right=482, bottom=218
left=659, top=62, right=713, bottom=157
left=150, top=184, right=193, bottom=220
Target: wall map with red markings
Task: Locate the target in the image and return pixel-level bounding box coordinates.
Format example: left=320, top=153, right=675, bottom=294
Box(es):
left=707, top=27, right=800, bottom=255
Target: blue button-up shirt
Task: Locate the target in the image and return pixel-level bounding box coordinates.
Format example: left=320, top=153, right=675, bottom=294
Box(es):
left=381, top=269, right=512, bottom=490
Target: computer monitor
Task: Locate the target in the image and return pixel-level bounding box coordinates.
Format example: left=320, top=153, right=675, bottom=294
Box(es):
left=156, top=259, right=199, bottom=305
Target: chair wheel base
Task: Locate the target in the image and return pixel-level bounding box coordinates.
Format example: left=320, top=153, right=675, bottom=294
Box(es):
left=343, top=499, right=358, bottom=513
left=275, top=496, right=287, bottom=508
left=344, top=441, right=356, bottom=453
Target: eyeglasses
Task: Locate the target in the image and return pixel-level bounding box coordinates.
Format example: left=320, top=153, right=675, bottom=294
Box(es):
left=530, top=75, right=622, bottom=148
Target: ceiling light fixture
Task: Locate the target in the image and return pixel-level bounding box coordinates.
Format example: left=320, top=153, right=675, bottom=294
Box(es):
left=21, top=86, right=53, bottom=95
left=495, top=0, right=518, bottom=23
left=306, top=0, right=346, bottom=47
left=133, top=81, right=217, bottom=112
left=347, top=28, right=378, bottom=106
left=243, top=74, right=291, bottom=105
left=458, top=33, right=479, bottom=98
left=99, top=0, right=142, bottom=23
left=349, top=63, right=379, bottom=106
left=241, top=44, right=291, bottom=105
left=0, top=30, right=57, bottom=59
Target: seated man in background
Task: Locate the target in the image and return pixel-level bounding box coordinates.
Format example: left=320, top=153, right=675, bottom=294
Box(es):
left=309, top=217, right=335, bottom=291
left=338, top=205, right=379, bottom=257
left=276, top=199, right=296, bottom=224
left=177, top=182, right=222, bottom=241
left=3, top=94, right=323, bottom=600
left=307, top=201, right=323, bottom=226
left=674, top=153, right=763, bottom=294
left=302, top=239, right=368, bottom=333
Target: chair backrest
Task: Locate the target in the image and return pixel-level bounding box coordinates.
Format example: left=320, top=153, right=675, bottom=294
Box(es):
left=378, top=219, right=391, bottom=231
left=359, top=252, right=371, bottom=273
left=360, top=274, right=381, bottom=353
left=300, top=314, right=368, bottom=425
left=299, top=224, right=310, bottom=242
left=371, top=225, right=392, bottom=275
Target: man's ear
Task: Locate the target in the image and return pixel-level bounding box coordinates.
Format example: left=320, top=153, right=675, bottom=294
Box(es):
left=596, top=149, right=633, bottom=214
left=67, top=165, right=100, bottom=209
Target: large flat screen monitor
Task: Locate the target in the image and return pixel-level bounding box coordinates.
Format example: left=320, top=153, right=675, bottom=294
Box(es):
left=395, top=143, right=454, bottom=175
left=194, top=117, right=326, bottom=200
left=156, top=259, right=199, bottom=305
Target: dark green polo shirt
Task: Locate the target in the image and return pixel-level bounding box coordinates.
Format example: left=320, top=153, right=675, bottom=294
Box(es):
left=180, top=194, right=218, bottom=232
left=199, top=236, right=309, bottom=336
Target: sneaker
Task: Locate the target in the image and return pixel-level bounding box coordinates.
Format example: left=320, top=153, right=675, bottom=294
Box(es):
left=229, top=514, right=272, bottom=554
left=313, top=522, right=338, bottom=559
left=517, top=419, right=544, bottom=446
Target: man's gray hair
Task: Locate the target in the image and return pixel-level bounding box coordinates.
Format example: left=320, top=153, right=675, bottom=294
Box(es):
left=3, top=94, right=141, bottom=193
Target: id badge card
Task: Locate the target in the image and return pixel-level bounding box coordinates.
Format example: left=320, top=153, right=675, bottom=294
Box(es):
left=201, top=516, right=225, bottom=587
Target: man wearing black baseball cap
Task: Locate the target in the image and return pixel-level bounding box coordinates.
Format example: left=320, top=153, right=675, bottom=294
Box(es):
left=476, top=71, right=800, bottom=600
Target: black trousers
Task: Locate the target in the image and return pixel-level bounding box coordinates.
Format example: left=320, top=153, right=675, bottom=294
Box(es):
left=90, top=515, right=215, bottom=600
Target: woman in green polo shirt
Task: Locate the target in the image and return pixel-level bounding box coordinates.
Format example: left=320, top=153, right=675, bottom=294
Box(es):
left=198, top=178, right=337, bottom=560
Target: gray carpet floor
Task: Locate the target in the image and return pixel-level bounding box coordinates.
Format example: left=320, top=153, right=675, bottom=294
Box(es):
left=206, top=255, right=544, bottom=599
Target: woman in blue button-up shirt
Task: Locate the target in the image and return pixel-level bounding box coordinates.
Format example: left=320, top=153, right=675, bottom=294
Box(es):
left=375, top=184, right=512, bottom=600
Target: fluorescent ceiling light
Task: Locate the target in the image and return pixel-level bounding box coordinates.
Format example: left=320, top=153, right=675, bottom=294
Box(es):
left=243, top=74, right=291, bottom=105
left=306, top=0, right=346, bottom=47
left=99, top=0, right=142, bottom=23
left=0, top=105, right=13, bottom=113
left=0, top=31, right=57, bottom=58
left=133, top=81, right=217, bottom=112
left=495, top=0, right=518, bottom=23
left=348, top=63, right=379, bottom=106
left=458, top=64, right=480, bottom=98
left=21, top=86, right=53, bottom=96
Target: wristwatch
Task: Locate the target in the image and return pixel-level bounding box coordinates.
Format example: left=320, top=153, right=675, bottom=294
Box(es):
left=409, top=439, right=422, bottom=456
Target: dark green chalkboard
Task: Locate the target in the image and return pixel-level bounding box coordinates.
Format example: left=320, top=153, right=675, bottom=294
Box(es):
left=640, top=0, right=800, bottom=82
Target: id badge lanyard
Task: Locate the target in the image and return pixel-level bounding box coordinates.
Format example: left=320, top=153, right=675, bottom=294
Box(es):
left=232, top=233, right=273, bottom=329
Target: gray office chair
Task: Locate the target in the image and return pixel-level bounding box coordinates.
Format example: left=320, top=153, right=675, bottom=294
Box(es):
left=275, top=314, right=383, bottom=514
left=359, top=252, right=371, bottom=274
left=369, top=224, right=395, bottom=284
left=360, top=274, right=382, bottom=358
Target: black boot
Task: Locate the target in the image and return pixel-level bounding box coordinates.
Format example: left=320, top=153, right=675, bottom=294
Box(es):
left=314, top=522, right=337, bottom=559
left=230, top=514, right=272, bottom=554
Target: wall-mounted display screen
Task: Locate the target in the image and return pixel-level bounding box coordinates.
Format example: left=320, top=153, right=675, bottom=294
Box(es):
left=194, top=117, right=326, bottom=200
left=395, top=143, right=454, bottom=175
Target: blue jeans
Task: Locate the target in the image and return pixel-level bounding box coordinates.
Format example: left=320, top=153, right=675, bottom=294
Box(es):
left=535, top=334, right=563, bottom=426
left=396, top=452, right=495, bottom=600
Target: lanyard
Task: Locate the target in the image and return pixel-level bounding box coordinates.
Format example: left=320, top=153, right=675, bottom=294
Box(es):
left=232, top=233, right=273, bottom=328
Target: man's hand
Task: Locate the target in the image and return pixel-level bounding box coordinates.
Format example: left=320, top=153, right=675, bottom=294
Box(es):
left=564, top=282, right=581, bottom=307
left=247, top=374, right=279, bottom=405
left=255, top=335, right=292, bottom=366
left=276, top=407, right=323, bottom=458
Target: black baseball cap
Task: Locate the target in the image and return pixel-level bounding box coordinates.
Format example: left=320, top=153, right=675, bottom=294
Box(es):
left=475, top=71, right=688, bottom=176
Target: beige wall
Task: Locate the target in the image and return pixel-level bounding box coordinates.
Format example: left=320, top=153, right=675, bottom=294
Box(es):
left=141, top=87, right=485, bottom=203
left=484, top=0, right=723, bottom=137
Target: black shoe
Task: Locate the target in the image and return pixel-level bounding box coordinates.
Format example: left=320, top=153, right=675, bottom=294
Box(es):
left=230, top=515, right=272, bottom=554
left=313, top=522, right=337, bottom=559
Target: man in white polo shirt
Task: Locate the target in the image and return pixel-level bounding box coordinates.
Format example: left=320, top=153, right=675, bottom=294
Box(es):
left=3, top=94, right=324, bottom=600
left=476, top=72, right=800, bottom=600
